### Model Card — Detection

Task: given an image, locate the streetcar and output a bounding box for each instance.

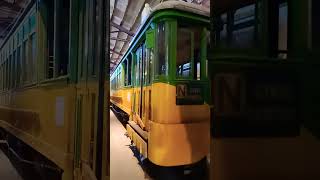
[209,0,320,179]
[0,0,108,179]
[110,1,210,170]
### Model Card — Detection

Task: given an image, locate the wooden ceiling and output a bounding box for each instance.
[110,0,210,72]
[0,0,27,44]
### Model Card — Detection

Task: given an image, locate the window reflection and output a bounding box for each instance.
[176,22,202,79]
[156,22,167,76]
[215,3,258,49]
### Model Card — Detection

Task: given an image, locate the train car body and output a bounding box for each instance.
[0,0,108,180]
[209,0,320,179]
[110,1,210,167]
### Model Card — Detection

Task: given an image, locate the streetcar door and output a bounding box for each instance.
[133,45,146,129]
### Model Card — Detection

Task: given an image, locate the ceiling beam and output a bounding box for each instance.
[110,37,130,42]
[110,61,117,65]
[110,49,124,55]
[0,17,14,22]
[0,21,11,26]
[110,21,134,36]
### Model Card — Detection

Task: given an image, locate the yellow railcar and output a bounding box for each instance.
[110,1,210,169]
[0,0,109,180]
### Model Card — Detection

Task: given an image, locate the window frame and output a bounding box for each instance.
[154,20,170,81]
[212,2,263,56]
[175,20,195,80]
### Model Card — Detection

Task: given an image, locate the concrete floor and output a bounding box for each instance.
[110,110,149,180]
[0,149,22,180]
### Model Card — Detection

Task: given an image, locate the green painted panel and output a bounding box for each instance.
[146,29,155,48]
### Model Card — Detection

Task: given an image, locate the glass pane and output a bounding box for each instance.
[156,22,167,76]
[31,33,37,81]
[231,4,256,48]
[144,48,148,85]
[217,13,228,48]
[278,2,288,59]
[17,47,21,85]
[177,22,203,79]
[215,3,258,49]
[148,48,153,84]
[23,41,27,82]
[24,22,29,39]
[30,13,36,32]
[313,0,320,49]
[128,55,132,85]
[123,60,127,86]
[177,27,192,78]
[196,62,200,80]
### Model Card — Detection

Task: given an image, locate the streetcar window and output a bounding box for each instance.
[176,22,202,79]
[22,40,27,83]
[13,50,16,87]
[30,13,36,32]
[57,0,70,76]
[215,3,258,49]
[6,61,8,89]
[23,21,29,40]
[123,59,127,86]
[144,47,148,85]
[278,2,288,59]
[31,33,37,82]
[156,22,168,77]
[9,55,12,88]
[177,25,192,78]
[128,54,132,86]
[45,0,54,79]
[147,47,154,84]
[17,46,21,86]
[312,0,320,49]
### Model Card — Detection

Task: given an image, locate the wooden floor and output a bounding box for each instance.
[0,149,22,180]
[110,110,150,180]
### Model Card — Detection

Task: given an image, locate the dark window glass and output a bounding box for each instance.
[136,47,143,86]
[9,55,12,88]
[144,45,148,85]
[176,22,203,79]
[23,41,27,82]
[128,55,132,85]
[46,0,54,79]
[58,0,70,76]
[147,48,154,84]
[177,26,192,78]
[123,60,127,86]
[215,3,258,49]
[156,22,167,76]
[313,0,320,49]
[278,2,288,59]
[30,13,36,32]
[13,51,16,87]
[31,33,37,81]
[17,46,21,86]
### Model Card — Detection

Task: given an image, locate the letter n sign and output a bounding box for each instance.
[213,73,244,115]
[177,84,187,97]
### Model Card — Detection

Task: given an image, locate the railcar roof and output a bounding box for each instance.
[111,1,210,76]
[152,1,210,17]
[129,1,210,47]
[110,0,210,73]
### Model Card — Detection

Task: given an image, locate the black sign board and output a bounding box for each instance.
[211,69,300,138]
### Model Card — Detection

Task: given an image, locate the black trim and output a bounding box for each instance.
[95,0,108,178]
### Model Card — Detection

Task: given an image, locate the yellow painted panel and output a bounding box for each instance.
[152,83,210,124]
[148,120,210,166]
[210,128,320,180]
[0,85,76,180]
